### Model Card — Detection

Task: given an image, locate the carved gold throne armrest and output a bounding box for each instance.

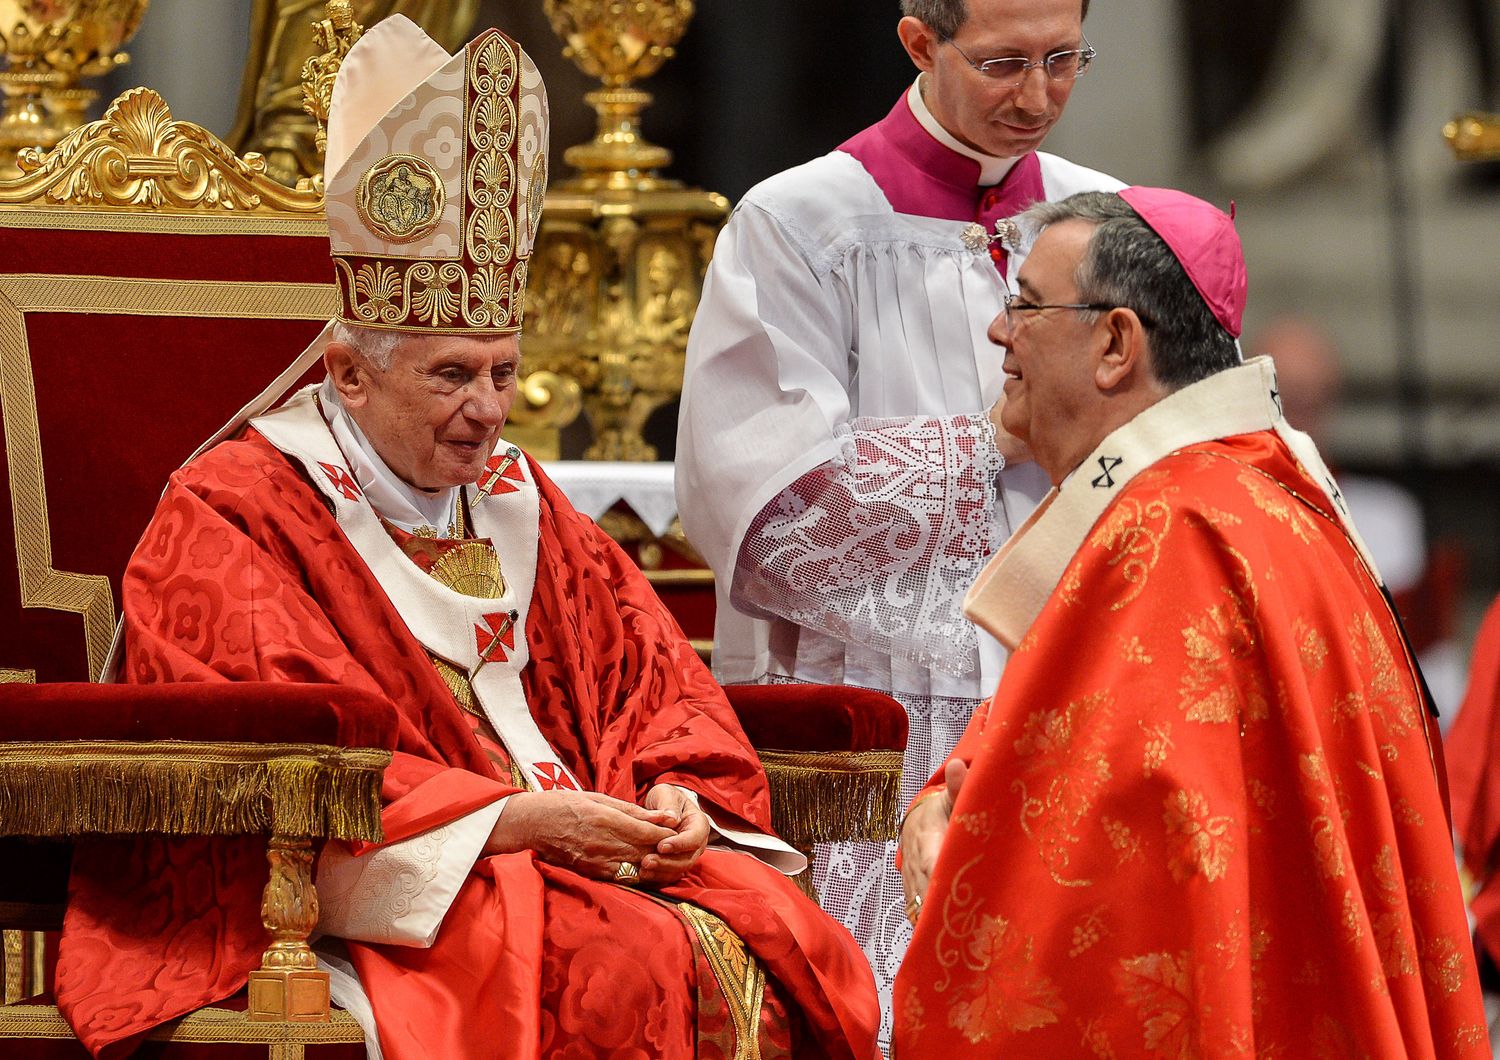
[0,681,395,1050]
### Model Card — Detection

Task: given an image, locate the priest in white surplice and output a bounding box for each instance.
[675,0,1123,1045]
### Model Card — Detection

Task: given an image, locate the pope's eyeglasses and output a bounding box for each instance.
[944,37,1096,89]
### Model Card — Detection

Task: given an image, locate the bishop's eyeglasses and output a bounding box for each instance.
[945,37,1096,89]
[999,291,1156,328]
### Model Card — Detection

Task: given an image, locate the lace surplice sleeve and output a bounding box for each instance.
[730,412,1005,676]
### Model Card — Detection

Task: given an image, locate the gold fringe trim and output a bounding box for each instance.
[0,741,390,843]
[756,749,903,849]
[0,1003,364,1043]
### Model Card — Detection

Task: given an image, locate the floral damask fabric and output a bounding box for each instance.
[894,433,1487,1058]
[733,414,1003,678]
[56,430,880,1060]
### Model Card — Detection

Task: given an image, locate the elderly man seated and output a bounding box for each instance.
[53,18,879,1060]
[894,188,1486,1055]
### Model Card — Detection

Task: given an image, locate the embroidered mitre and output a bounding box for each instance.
[323,16,549,334]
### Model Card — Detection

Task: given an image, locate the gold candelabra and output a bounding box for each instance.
[523,0,728,462]
[1445,112,1500,162]
[0,0,149,180]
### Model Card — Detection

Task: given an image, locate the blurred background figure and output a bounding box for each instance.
[1256,314,1469,724]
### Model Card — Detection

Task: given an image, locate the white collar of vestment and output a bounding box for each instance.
[963,357,1380,649]
[908,76,1020,187]
[250,387,586,795]
[318,377,460,536]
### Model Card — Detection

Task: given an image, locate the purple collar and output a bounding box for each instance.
[839,94,1044,222]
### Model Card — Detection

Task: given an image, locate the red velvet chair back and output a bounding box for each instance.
[0,190,335,683]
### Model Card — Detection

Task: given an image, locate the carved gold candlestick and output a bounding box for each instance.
[0,0,149,180]
[523,0,728,462]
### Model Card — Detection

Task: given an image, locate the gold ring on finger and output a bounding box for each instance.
[614,861,641,885]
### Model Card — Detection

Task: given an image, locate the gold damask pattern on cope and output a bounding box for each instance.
[898,440,1486,1055]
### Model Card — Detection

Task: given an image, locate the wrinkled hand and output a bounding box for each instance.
[899,759,968,925]
[986,398,1033,465]
[640,783,711,886]
[485,789,676,881]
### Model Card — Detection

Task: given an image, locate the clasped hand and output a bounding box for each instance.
[898,759,968,923]
[486,782,709,886]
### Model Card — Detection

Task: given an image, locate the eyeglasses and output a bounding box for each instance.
[1001,291,1116,319]
[999,292,1157,328]
[945,37,1096,88]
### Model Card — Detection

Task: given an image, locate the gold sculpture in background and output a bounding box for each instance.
[524,0,728,461]
[1445,112,1500,161]
[298,0,362,182]
[228,0,478,187]
[0,0,150,180]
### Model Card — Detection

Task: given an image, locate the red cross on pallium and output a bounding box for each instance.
[317,462,362,501]
[474,611,516,663]
[475,448,525,498]
[533,762,578,791]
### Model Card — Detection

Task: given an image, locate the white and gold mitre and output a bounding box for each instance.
[322,16,549,334]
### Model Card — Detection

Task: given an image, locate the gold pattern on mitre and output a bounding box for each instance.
[357,154,446,242]
[324,20,550,335]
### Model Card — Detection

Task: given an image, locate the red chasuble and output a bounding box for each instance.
[1446,594,1500,972]
[55,429,879,1060]
[894,386,1485,1054]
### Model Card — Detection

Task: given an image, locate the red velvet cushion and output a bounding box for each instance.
[0,682,399,749]
[724,684,907,754]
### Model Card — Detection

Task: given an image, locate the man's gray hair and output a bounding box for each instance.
[331,320,403,371]
[900,0,1090,40]
[1014,191,1239,390]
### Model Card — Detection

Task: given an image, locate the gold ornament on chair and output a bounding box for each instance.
[520,0,728,462]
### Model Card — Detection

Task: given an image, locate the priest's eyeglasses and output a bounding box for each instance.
[945,37,1096,88]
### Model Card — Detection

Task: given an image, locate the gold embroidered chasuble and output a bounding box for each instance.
[894,364,1486,1057]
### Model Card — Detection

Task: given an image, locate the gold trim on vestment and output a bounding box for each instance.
[755,749,903,850]
[0,670,34,684]
[0,274,335,679]
[429,540,505,598]
[678,902,767,1060]
[0,741,389,842]
[0,1002,364,1044]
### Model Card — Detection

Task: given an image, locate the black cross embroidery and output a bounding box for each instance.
[1270,388,1282,416]
[1092,455,1123,489]
[1325,476,1346,513]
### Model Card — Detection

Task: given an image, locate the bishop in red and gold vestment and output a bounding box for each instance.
[53,16,879,1060]
[894,188,1487,1056]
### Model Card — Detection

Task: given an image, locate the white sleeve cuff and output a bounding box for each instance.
[315,798,506,947]
[673,785,807,876]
